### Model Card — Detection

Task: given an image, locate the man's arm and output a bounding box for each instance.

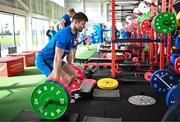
[67,49,74,65]
[59,19,66,28]
[71,32,79,59]
[55,19,66,31]
[67,32,80,64]
[50,47,64,79]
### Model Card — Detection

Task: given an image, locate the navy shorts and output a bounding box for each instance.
[35,53,65,77]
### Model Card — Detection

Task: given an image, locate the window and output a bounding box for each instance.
[32,18,49,50]
[14,15,26,52]
[0,11,49,57]
[0,12,14,57]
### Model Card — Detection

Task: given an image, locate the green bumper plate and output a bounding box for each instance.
[31,81,70,120]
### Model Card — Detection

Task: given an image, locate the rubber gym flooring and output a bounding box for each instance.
[0,67,167,121]
[0,45,177,121]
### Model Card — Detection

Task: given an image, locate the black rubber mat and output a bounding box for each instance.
[83,116,121,122]
[12,110,80,122]
[12,110,38,121]
[93,89,120,98]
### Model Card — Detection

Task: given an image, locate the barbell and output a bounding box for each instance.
[31,65,95,120]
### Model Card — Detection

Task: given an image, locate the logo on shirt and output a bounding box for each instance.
[70,39,77,46]
[73,40,78,46]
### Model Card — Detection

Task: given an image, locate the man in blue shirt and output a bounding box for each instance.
[46,29,56,40]
[56,8,79,65]
[56,8,75,31]
[36,12,88,85]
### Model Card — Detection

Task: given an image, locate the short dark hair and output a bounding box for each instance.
[72,12,88,22]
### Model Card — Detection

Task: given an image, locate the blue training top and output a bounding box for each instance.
[60,13,71,27]
[39,26,78,59]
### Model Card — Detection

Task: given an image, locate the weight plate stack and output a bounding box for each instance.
[137,12,150,26]
[141,19,152,35]
[153,12,176,34]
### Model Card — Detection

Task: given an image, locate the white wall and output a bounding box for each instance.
[65,0,123,33]
[66,0,108,23]
[65,0,110,35]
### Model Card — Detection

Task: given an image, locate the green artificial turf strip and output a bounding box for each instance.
[0,67,46,121]
[76,44,97,59]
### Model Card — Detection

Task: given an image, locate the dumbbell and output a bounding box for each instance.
[132,57,141,71]
[132,57,139,63]
[144,71,153,82]
[174,57,180,74]
[150,69,178,108]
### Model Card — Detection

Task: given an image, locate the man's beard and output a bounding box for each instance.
[76,28,83,32]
